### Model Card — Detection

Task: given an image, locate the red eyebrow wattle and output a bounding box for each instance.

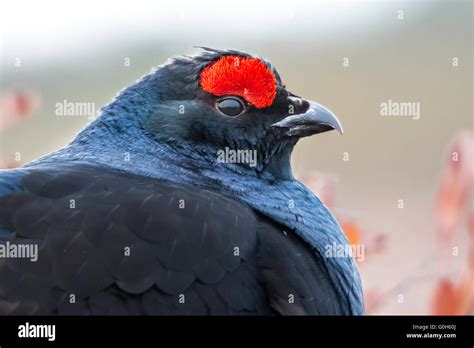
[199,55,277,109]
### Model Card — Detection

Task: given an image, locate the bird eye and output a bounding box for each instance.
[216,97,245,117]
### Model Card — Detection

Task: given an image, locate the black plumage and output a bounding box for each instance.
[0,164,343,315]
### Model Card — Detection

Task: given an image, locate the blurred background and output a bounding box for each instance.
[0,0,472,314]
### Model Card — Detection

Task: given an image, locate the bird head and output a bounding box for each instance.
[76,48,342,180]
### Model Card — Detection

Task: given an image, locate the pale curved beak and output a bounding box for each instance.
[271,101,343,138]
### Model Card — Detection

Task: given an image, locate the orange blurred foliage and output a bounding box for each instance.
[436,131,474,242]
[0,89,40,131]
[341,221,362,246]
[432,273,474,315]
[432,131,474,315]
[0,89,41,169]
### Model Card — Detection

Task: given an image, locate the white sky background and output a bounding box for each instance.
[0,0,408,65]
